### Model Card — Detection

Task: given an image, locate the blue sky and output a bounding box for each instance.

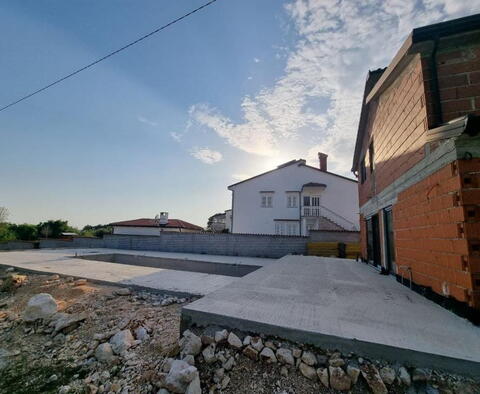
[1,0,479,228]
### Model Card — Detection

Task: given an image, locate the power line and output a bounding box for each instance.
[0,0,219,113]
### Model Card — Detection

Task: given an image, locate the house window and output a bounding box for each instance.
[311,196,320,206]
[303,196,311,206]
[369,141,375,173]
[275,221,299,235]
[287,194,297,208]
[261,193,273,208]
[360,156,367,184]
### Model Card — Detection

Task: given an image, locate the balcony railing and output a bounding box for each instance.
[302,207,321,217]
[302,205,359,231]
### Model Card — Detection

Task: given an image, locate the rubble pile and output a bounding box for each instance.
[0,266,478,394]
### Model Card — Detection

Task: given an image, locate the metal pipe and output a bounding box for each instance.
[397,265,413,289]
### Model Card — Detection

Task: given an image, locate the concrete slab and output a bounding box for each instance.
[182,255,480,375]
[0,249,241,296]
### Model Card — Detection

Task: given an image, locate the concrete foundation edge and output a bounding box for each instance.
[180,307,480,377]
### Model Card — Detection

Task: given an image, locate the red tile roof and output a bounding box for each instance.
[110,218,203,231]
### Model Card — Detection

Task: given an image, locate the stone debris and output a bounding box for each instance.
[361,363,388,394]
[299,362,317,381]
[226,332,242,349]
[109,329,134,354]
[23,293,58,322]
[242,345,258,360]
[380,366,396,385]
[214,329,228,343]
[179,330,202,357]
[113,288,131,296]
[301,350,317,366]
[276,348,294,365]
[73,278,87,286]
[329,366,352,391]
[95,343,115,363]
[399,365,412,386]
[0,268,477,394]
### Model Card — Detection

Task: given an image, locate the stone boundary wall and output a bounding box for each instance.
[101,233,308,258]
[0,241,36,251]
[12,233,314,259]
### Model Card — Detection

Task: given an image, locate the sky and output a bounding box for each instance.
[1,0,479,228]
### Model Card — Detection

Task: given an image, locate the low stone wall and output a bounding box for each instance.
[39,237,105,249]
[0,241,36,251]
[102,233,307,258]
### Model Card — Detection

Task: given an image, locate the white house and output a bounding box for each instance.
[110,212,203,235]
[228,153,359,236]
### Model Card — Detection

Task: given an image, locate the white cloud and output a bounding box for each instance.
[170,131,182,142]
[232,173,252,181]
[188,1,479,175]
[138,116,158,127]
[190,147,223,164]
[253,57,261,63]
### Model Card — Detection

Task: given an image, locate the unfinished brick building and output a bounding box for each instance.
[351,14,480,316]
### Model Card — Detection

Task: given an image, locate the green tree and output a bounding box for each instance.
[37,220,70,239]
[9,224,38,241]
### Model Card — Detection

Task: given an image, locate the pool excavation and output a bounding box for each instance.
[77,253,262,277]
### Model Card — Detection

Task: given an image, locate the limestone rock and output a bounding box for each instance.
[213,368,224,383]
[398,367,411,386]
[380,366,396,385]
[276,348,294,365]
[214,329,228,343]
[361,364,388,394]
[201,334,214,345]
[259,347,277,363]
[95,343,115,363]
[113,288,131,296]
[180,330,202,357]
[299,362,317,381]
[250,337,264,352]
[221,375,230,390]
[347,364,360,384]
[109,329,134,354]
[227,332,243,349]
[134,326,149,342]
[292,348,302,358]
[202,343,216,364]
[74,279,87,286]
[329,356,345,367]
[317,367,329,388]
[53,312,87,334]
[329,366,352,391]
[412,368,430,382]
[183,355,195,366]
[223,356,235,370]
[23,293,57,322]
[280,366,288,377]
[242,345,258,360]
[185,373,201,394]
[242,335,251,346]
[301,351,317,366]
[165,360,198,393]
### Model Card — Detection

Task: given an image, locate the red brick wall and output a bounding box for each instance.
[358,55,428,207]
[434,33,480,123]
[394,160,479,308]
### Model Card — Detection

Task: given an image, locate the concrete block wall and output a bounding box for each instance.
[394,160,478,308]
[103,233,308,258]
[0,241,35,251]
[39,237,105,249]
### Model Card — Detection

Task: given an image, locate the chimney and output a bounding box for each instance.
[318,152,328,172]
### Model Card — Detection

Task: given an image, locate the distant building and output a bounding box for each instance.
[351,15,480,310]
[207,212,230,232]
[111,212,203,235]
[228,153,359,235]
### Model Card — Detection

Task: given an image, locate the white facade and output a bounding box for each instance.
[229,159,359,235]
